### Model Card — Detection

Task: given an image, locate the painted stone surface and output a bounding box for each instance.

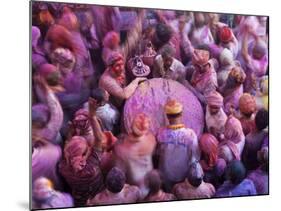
[123,78,204,137]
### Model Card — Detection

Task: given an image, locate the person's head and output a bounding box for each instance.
[224,116,243,140]
[50,47,76,75]
[194,12,206,28]
[32,26,41,48]
[154,23,173,46]
[146,170,162,194]
[219,26,233,44]
[199,133,219,168]
[46,24,78,55]
[192,48,211,73]
[206,91,224,114]
[33,177,54,200]
[79,11,93,33]
[32,104,50,129]
[73,109,90,130]
[106,167,126,193]
[103,31,120,49]
[90,88,109,106]
[253,39,267,60]
[64,136,90,173]
[132,113,150,137]
[226,160,246,185]
[239,93,257,117]
[255,109,269,131]
[107,52,125,77]
[225,66,246,88]
[159,44,175,70]
[164,99,183,124]
[187,161,204,187]
[38,63,62,86]
[219,48,234,67]
[58,6,79,31]
[178,14,187,31]
[38,8,55,27]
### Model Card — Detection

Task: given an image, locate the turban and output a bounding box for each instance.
[164,99,183,115]
[106,52,124,66]
[75,108,89,118]
[102,31,120,47]
[199,133,219,168]
[192,49,210,65]
[206,91,224,107]
[219,48,234,66]
[229,66,246,84]
[219,26,232,43]
[224,116,243,142]
[239,93,257,115]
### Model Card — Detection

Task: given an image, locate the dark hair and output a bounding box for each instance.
[156,23,172,44]
[106,167,126,193]
[196,44,210,52]
[147,170,162,194]
[166,112,182,119]
[226,160,246,185]
[187,162,204,187]
[90,88,106,104]
[255,109,269,131]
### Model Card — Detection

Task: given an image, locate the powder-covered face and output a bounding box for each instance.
[194,13,205,27]
[109,35,120,49]
[33,179,53,200]
[74,114,89,130]
[132,114,150,137]
[70,143,89,172]
[111,59,125,76]
[163,56,173,70]
[209,105,220,115]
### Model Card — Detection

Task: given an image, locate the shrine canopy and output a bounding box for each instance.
[123,78,204,137]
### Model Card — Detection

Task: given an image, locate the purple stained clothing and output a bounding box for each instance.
[156,127,200,191]
[215,179,257,197]
[242,131,268,170]
[32,142,62,189]
[247,168,268,194]
[33,191,74,209]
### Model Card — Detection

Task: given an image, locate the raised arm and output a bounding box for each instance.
[121,9,146,60]
[34,76,63,143]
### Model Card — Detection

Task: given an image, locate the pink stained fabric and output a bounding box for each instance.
[219,116,245,161]
[191,67,218,95]
[206,91,224,107]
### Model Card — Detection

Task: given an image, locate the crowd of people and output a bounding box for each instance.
[31,1,269,209]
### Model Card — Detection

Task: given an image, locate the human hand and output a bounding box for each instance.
[88,97,98,116]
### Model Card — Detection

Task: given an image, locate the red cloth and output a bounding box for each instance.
[220,26,232,43]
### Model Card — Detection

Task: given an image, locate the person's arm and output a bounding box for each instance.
[101,76,146,100]
[88,98,106,150]
[122,9,145,61]
[34,76,63,142]
[242,31,251,64]
[180,30,194,58]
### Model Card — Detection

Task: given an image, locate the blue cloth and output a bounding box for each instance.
[215,179,257,197]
